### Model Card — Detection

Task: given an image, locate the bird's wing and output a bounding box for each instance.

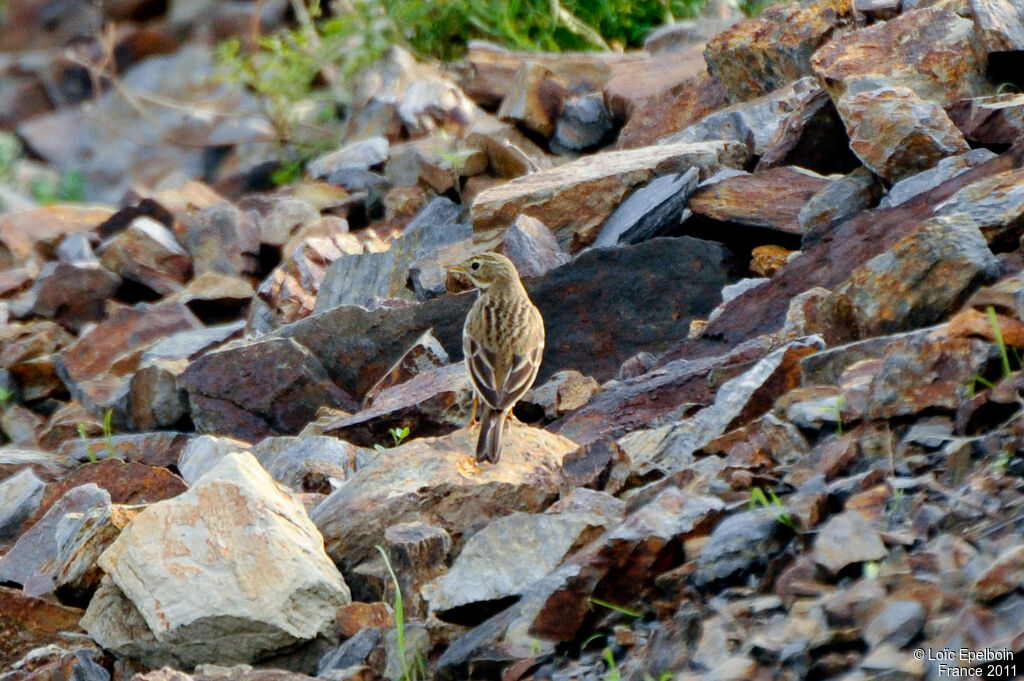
[465,336,501,409]
[496,342,543,411]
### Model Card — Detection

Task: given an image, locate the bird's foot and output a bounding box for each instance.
[456,453,483,477]
[468,395,479,426]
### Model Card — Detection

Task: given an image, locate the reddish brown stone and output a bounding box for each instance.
[551,337,773,447]
[671,142,1024,359]
[471,141,745,252]
[688,167,830,234]
[810,6,991,107]
[0,585,84,668]
[55,431,191,469]
[750,245,793,277]
[27,459,186,529]
[615,72,729,150]
[603,44,708,123]
[948,94,1024,145]
[0,205,114,266]
[704,0,855,102]
[336,601,394,638]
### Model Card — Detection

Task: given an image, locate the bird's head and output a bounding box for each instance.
[448,252,520,291]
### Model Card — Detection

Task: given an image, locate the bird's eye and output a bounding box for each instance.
[471,262,480,270]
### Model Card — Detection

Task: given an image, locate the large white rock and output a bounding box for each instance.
[81,451,349,667]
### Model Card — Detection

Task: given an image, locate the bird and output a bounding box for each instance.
[449,252,545,463]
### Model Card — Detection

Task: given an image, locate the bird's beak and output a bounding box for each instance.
[446,264,467,274]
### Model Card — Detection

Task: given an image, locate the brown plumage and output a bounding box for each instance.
[451,252,545,463]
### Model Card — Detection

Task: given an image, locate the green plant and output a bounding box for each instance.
[832,394,845,437]
[862,560,880,580]
[375,545,427,681]
[884,487,905,520]
[0,131,20,181]
[589,597,642,619]
[102,408,116,459]
[77,422,96,463]
[749,487,796,530]
[30,169,85,204]
[643,673,673,681]
[987,306,1014,377]
[0,387,12,407]
[603,646,621,681]
[375,426,411,452]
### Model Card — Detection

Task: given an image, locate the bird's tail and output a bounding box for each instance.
[476,408,505,463]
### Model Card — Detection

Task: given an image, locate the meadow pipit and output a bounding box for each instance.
[450,252,545,463]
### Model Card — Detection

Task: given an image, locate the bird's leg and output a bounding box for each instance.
[469,395,479,426]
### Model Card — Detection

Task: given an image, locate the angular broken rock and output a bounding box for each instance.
[251,435,374,494]
[969,0,1024,54]
[552,92,613,151]
[693,510,791,588]
[810,5,991,107]
[947,93,1024,145]
[286,236,735,396]
[813,510,887,574]
[0,585,85,669]
[176,201,260,279]
[22,261,121,332]
[363,330,450,406]
[58,301,203,420]
[435,487,723,675]
[798,167,881,232]
[703,0,854,102]
[879,148,997,210]
[837,86,970,182]
[590,170,698,248]
[316,363,472,447]
[98,216,192,295]
[81,452,350,668]
[315,197,471,311]
[0,468,45,540]
[819,213,999,344]
[618,337,823,476]
[687,166,830,235]
[615,71,728,150]
[661,76,823,159]
[311,424,578,572]
[423,509,613,618]
[179,336,357,442]
[0,483,111,596]
[471,140,746,251]
[934,166,1024,249]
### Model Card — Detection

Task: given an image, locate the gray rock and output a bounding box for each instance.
[618,336,824,475]
[0,484,111,596]
[590,170,698,248]
[880,148,997,208]
[814,510,887,574]
[291,236,735,397]
[661,77,823,157]
[56,233,99,264]
[179,336,358,442]
[260,198,321,247]
[970,0,1024,53]
[22,261,121,331]
[820,213,999,343]
[423,510,612,614]
[178,201,260,278]
[935,166,1024,248]
[0,468,45,540]
[799,167,882,232]
[308,137,390,188]
[81,452,350,668]
[863,599,926,649]
[251,435,374,493]
[311,425,578,572]
[693,510,790,588]
[315,197,470,311]
[499,215,569,277]
[553,93,613,151]
[318,628,385,676]
[177,434,253,484]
